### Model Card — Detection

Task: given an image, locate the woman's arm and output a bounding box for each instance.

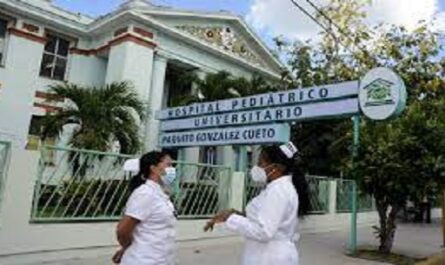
[112,216,140,263]
[204,208,245,232]
[117,188,152,247]
[116,216,140,248]
[224,188,291,242]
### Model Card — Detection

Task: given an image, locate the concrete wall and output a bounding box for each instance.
[68,55,107,87]
[0,33,45,147]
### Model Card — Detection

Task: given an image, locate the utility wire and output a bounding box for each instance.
[304,0,371,59]
[289,0,370,71]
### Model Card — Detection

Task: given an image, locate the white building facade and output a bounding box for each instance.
[0,0,283,160]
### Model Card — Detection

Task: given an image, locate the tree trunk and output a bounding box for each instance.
[376,199,388,250]
[376,199,399,253]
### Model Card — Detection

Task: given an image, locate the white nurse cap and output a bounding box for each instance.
[123,158,140,172]
[279,142,299,158]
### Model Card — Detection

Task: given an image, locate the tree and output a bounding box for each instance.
[277,0,445,253]
[41,81,146,154]
[353,96,445,252]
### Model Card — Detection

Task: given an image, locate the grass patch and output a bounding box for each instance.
[351,249,425,265]
[416,251,445,265]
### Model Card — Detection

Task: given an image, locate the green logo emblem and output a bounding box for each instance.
[363,78,395,107]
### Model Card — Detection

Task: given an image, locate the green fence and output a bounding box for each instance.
[0,141,11,212]
[173,162,231,219]
[30,145,373,222]
[30,146,231,222]
[307,176,330,214]
[244,175,330,214]
[244,176,374,215]
[336,179,374,213]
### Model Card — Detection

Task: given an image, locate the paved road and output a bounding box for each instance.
[16,221,444,265]
[30,231,384,265]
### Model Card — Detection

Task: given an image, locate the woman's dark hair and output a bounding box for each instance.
[261,145,310,217]
[129,151,168,191]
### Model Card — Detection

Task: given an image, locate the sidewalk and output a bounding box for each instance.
[23,221,444,265]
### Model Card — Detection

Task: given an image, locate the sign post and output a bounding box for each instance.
[442,190,445,246]
[349,115,360,253]
[441,190,445,247]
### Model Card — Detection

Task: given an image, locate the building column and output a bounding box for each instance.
[105,41,155,99]
[104,40,155,153]
[181,70,206,163]
[144,55,167,151]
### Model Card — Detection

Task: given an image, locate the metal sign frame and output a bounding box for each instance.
[155,68,407,253]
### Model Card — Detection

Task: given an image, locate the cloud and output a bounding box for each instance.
[246,0,445,41]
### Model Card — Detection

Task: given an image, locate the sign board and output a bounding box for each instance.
[359,67,406,120]
[159,123,290,147]
[157,81,359,120]
[156,67,407,148]
[160,98,359,131]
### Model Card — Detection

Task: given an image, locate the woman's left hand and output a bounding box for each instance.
[112,248,125,264]
[204,209,235,232]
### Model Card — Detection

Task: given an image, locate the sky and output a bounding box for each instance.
[54,0,445,48]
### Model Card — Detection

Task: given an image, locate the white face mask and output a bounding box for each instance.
[161,167,177,186]
[250,165,273,183]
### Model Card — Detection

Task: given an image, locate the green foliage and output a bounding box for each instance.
[277,0,445,252]
[40,81,145,154]
[168,70,283,106]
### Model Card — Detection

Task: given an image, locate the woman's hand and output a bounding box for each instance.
[204,209,236,232]
[112,248,125,264]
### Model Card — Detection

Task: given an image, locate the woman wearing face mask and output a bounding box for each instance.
[113,151,177,265]
[204,142,309,265]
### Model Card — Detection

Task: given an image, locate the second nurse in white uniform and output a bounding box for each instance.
[113,151,177,265]
[205,142,310,265]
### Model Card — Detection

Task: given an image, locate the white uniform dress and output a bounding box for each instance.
[224,175,299,265]
[121,180,176,265]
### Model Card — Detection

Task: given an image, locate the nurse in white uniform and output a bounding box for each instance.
[113,151,177,265]
[205,142,310,265]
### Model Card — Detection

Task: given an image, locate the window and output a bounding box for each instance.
[26,115,56,164]
[26,115,43,150]
[200,146,217,165]
[28,115,43,136]
[40,34,70,80]
[0,18,8,64]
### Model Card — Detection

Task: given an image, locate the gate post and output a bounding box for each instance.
[328,179,337,214]
[229,172,246,211]
[234,146,247,172]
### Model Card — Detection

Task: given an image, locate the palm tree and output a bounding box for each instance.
[40,81,145,155]
[169,71,281,106]
[233,74,279,96]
